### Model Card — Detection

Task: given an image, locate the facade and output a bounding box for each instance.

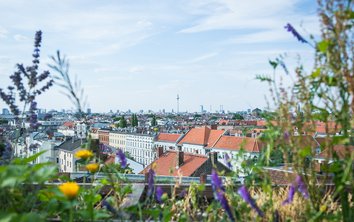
[211,135,262,176]
[109,131,128,152]
[90,128,99,140]
[57,138,86,173]
[58,122,75,137]
[154,133,182,152]
[125,133,156,166]
[98,129,110,145]
[177,126,225,155]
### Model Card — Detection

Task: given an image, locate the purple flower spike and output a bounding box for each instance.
[296,175,309,199]
[283,175,309,205]
[217,192,235,222]
[117,149,127,169]
[282,184,296,205]
[238,185,264,217]
[147,168,155,197]
[224,153,232,169]
[179,189,187,198]
[211,169,225,193]
[284,23,308,44]
[156,186,163,203]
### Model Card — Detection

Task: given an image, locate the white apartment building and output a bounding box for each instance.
[57,138,86,173]
[109,131,128,152]
[125,133,156,166]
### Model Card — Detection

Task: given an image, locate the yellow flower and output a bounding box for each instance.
[320,205,327,212]
[59,182,79,199]
[86,163,99,173]
[75,149,94,160]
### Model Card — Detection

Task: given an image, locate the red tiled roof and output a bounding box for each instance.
[140,151,208,176]
[63,121,75,128]
[177,126,224,147]
[314,121,341,134]
[157,133,181,143]
[317,145,354,160]
[218,119,229,125]
[212,136,262,152]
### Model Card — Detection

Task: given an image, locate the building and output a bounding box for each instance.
[211,135,263,175]
[58,121,75,137]
[140,148,230,176]
[155,133,182,152]
[98,129,110,145]
[177,126,225,155]
[109,131,128,153]
[57,138,86,173]
[125,133,156,166]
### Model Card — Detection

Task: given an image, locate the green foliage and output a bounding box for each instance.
[131,114,138,127]
[232,113,244,120]
[150,115,157,127]
[119,115,127,128]
[0,118,8,124]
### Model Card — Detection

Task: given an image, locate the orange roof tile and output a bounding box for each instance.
[140,151,208,176]
[317,145,354,160]
[157,133,181,143]
[177,126,224,147]
[63,121,75,128]
[212,136,262,152]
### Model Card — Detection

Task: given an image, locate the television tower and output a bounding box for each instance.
[176,94,180,113]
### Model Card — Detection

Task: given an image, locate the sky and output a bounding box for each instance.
[0,0,319,113]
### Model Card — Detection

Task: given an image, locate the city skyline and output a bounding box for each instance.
[0,0,318,112]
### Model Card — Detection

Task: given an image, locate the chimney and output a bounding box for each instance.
[176,151,184,168]
[157,146,164,158]
[208,152,218,166]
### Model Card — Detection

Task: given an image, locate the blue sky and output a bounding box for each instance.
[0,0,319,113]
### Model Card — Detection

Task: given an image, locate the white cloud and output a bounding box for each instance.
[13,34,28,41]
[0,27,8,38]
[188,52,219,63]
[179,0,299,33]
[129,66,144,73]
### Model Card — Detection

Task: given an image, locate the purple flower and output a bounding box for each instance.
[296,175,309,199]
[34,30,42,47]
[179,189,187,198]
[217,192,235,222]
[224,153,232,169]
[211,169,225,193]
[284,23,308,44]
[283,131,290,141]
[117,149,127,169]
[156,186,163,203]
[238,185,264,217]
[282,175,309,205]
[282,184,296,205]
[147,168,155,197]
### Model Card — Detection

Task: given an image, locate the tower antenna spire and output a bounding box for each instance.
[176,94,180,113]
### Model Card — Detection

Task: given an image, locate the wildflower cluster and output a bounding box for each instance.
[0,30,53,129]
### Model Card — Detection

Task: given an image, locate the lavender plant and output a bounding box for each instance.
[0,31,53,128]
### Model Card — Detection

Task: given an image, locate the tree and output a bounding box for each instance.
[119,115,127,128]
[151,115,157,127]
[131,114,138,127]
[233,113,244,120]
